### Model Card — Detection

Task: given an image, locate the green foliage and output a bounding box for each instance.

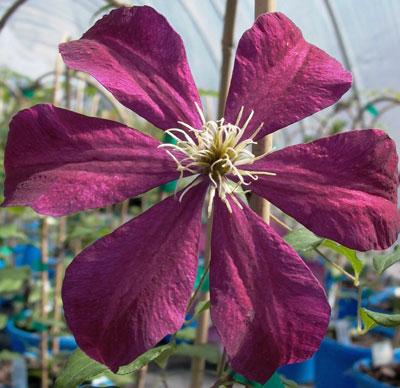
[329,119,347,134]
[175,327,196,341]
[373,246,400,275]
[56,344,177,387]
[360,308,378,333]
[175,344,219,364]
[194,300,210,318]
[117,343,176,374]
[0,350,22,361]
[283,228,323,252]
[55,349,106,388]
[0,313,7,330]
[198,88,219,97]
[0,224,27,241]
[153,343,177,369]
[361,308,400,329]
[0,266,30,294]
[321,240,364,282]
[284,228,364,284]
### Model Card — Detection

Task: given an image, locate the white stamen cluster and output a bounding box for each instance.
[159,104,276,215]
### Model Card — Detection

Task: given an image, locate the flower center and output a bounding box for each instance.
[159,104,276,214]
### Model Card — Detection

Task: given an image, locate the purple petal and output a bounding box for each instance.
[62,183,207,371]
[210,198,330,383]
[60,6,201,131]
[247,129,400,250]
[3,104,179,216]
[224,12,352,139]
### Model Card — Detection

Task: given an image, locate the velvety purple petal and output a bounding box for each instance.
[224,12,352,139]
[62,184,207,371]
[3,104,179,216]
[60,6,201,131]
[247,129,400,250]
[210,198,330,383]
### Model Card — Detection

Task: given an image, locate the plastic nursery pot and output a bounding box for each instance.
[315,328,394,388]
[5,320,76,353]
[278,354,316,385]
[352,349,400,388]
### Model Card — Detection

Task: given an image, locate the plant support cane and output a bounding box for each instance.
[250,0,276,223]
[40,217,49,388]
[51,49,69,356]
[190,207,213,388]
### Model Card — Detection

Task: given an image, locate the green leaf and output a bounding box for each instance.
[54,344,178,387]
[198,88,219,97]
[283,229,323,252]
[55,349,107,388]
[0,350,22,361]
[322,240,364,281]
[175,344,220,364]
[362,308,400,328]
[194,300,210,318]
[0,224,27,241]
[175,327,196,341]
[118,344,176,374]
[176,344,219,364]
[373,246,400,275]
[0,313,7,330]
[0,267,30,294]
[153,343,177,369]
[360,308,377,333]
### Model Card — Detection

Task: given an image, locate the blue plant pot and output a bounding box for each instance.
[5,320,76,353]
[352,349,400,388]
[315,337,370,388]
[315,328,394,388]
[278,354,315,384]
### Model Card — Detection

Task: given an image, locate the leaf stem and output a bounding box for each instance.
[216,348,227,378]
[357,285,363,334]
[315,247,356,283]
[271,214,357,283]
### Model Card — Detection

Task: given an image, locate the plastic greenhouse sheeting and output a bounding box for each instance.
[1,0,400,145]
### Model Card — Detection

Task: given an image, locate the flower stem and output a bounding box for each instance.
[190,207,213,388]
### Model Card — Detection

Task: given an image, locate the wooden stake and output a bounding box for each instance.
[120,200,129,225]
[51,217,66,354]
[40,217,49,388]
[250,0,276,224]
[50,51,69,354]
[218,0,238,118]
[190,213,213,388]
[135,365,148,388]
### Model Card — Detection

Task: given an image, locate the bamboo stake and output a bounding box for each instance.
[51,217,66,354]
[40,217,49,388]
[190,212,213,388]
[49,49,68,359]
[209,1,240,380]
[135,364,148,388]
[250,0,276,224]
[120,200,129,225]
[218,0,238,118]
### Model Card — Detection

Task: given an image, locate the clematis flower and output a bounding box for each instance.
[3,6,399,383]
